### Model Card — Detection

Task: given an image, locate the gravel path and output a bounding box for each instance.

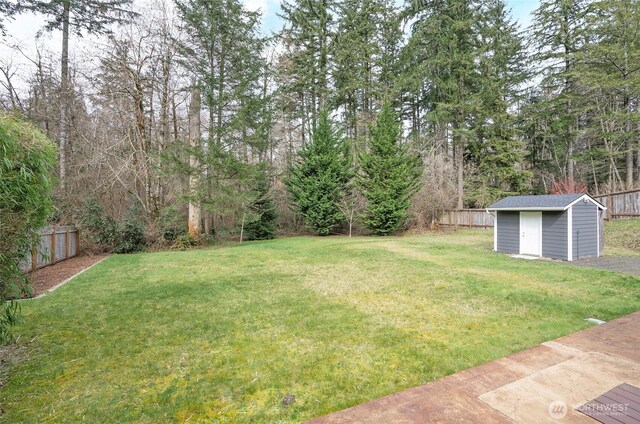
[572,256,640,276]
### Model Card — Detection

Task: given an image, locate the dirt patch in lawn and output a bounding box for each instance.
[27,254,108,297]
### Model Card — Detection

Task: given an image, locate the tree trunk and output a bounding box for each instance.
[562,4,575,184]
[239,209,245,243]
[300,92,307,144]
[627,141,634,189]
[566,106,575,182]
[456,145,464,210]
[216,51,225,147]
[567,136,574,182]
[318,0,328,111]
[625,92,633,189]
[637,136,640,189]
[58,0,71,191]
[188,85,202,238]
[158,49,172,211]
[133,76,150,215]
[637,118,640,188]
[453,121,464,209]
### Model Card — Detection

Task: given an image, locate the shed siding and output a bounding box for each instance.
[599,209,604,255]
[572,201,598,259]
[541,211,568,261]
[496,211,519,253]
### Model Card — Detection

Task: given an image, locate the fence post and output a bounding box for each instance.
[468,210,472,228]
[50,227,56,265]
[31,245,37,272]
[65,228,70,260]
[76,229,80,258]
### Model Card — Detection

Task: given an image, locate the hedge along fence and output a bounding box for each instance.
[19,226,79,272]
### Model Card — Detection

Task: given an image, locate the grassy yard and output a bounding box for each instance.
[605,218,640,255]
[2,231,640,423]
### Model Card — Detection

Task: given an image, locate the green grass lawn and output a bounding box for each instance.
[2,231,640,423]
[605,218,640,255]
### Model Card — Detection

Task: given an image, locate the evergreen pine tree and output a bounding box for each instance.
[359,100,421,235]
[400,0,480,209]
[468,0,531,206]
[0,1,17,34]
[244,172,278,241]
[333,0,402,139]
[531,0,590,182]
[286,110,352,235]
[279,0,334,135]
[575,0,640,190]
[175,0,267,234]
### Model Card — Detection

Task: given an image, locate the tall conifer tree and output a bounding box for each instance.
[531,0,589,182]
[468,0,531,206]
[576,0,640,189]
[279,0,334,137]
[286,110,351,235]
[333,0,402,139]
[401,0,480,209]
[176,0,267,234]
[359,100,421,235]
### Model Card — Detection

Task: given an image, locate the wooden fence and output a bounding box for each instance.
[20,226,79,272]
[437,209,494,228]
[593,189,640,220]
[437,188,640,228]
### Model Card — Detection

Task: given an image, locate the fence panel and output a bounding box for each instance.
[19,226,79,272]
[36,232,52,268]
[594,189,640,220]
[437,209,494,228]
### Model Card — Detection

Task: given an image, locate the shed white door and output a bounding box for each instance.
[519,212,542,256]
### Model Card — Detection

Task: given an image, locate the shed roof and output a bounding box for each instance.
[487,193,605,211]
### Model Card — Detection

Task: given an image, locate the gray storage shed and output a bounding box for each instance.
[486,193,606,261]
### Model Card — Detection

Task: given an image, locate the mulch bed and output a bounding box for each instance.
[26,254,109,297]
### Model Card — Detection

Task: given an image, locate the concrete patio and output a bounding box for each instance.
[308,311,640,423]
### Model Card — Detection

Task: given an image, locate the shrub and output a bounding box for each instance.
[171,234,197,250]
[113,202,147,254]
[550,178,588,194]
[408,152,457,229]
[0,113,57,343]
[79,198,118,251]
[244,173,277,241]
[157,205,187,243]
[112,220,147,254]
[79,198,147,254]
